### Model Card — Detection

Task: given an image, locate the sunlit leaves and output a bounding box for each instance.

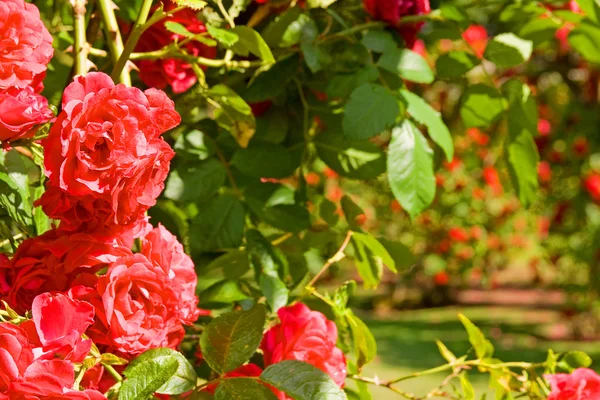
[377,49,434,83]
[484,33,533,68]
[460,84,507,128]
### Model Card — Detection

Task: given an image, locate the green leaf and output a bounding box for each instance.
[483,33,533,68]
[261,7,304,47]
[190,195,245,253]
[377,49,434,83]
[320,199,339,226]
[361,30,397,53]
[280,13,318,47]
[378,239,416,271]
[341,195,365,232]
[200,305,267,374]
[387,120,436,218]
[120,348,197,399]
[558,351,592,371]
[202,280,251,304]
[172,0,206,10]
[254,107,289,144]
[346,311,377,368]
[315,133,386,179]
[302,42,332,73]
[164,159,226,202]
[165,21,195,38]
[519,18,561,47]
[206,250,251,280]
[460,373,475,400]
[352,232,396,273]
[0,150,34,232]
[435,51,480,80]
[325,65,380,98]
[101,353,129,366]
[460,84,507,128]
[306,0,337,8]
[207,24,239,47]
[232,144,297,178]
[33,185,50,235]
[246,197,310,233]
[342,83,399,140]
[458,314,494,360]
[260,360,347,400]
[244,55,300,102]
[575,0,600,23]
[208,84,256,148]
[231,26,275,63]
[399,90,453,162]
[568,19,600,64]
[440,3,468,21]
[436,340,457,363]
[259,273,289,312]
[215,378,278,400]
[504,80,539,207]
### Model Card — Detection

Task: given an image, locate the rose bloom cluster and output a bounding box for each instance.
[0,0,54,144]
[362,0,431,48]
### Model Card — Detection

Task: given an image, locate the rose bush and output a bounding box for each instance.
[0,0,599,398]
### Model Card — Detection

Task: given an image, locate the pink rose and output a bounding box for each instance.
[94,254,184,355]
[0,229,130,313]
[0,0,53,90]
[261,303,347,399]
[141,224,203,324]
[545,368,600,400]
[31,292,95,362]
[0,323,34,392]
[0,86,53,143]
[37,72,180,236]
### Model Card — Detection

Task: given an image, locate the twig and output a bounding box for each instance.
[0,233,24,249]
[73,0,89,76]
[97,0,130,85]
[103,364,123,382]
[306,231,353,288]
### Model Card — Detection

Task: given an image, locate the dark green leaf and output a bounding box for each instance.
[320,198,339,226]
[261,7,304,47]
[254,108,289,144]
[346,311,377,368]
[302,42,332,73]
[232,144,297,178]
[377,49,434,83]
[206,250,251,280]
[165,159,226,202]
[460,84,507,128]
[244,55,300,102]
[325,65,379,98]
[399,90,453,162]
[259,273,289,312]
[246,197,310,233]
[190,195,245,253]
[342,83,399,140]
[483,33,533,68]
[209,84,256,148]
[387,120,436,218]
[361,31,397,53]
[352,232,396,273]
[435,51,480,80]
[281,14,318,47]
[261,360,347,400]
[200,305,267,374]
[341,196,365,232]
[231,26,275,63]
[315,133,386,179]
[201,280,251,304]
[215,378,278,400]
[568,19,600,64]
[378,239,416,271]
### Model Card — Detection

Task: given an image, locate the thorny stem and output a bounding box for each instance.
[111,0,154,81]
[306,231,354,289]
[97,0,130,85]
[0,233,24,249]
[73,0,88,76]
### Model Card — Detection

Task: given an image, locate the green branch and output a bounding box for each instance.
[97,0,130,85]
[72,0,88,76]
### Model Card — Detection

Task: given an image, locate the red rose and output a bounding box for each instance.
[0,0,53,90]
[545,368,600,400]
[448,227,470,242]
[482,166,503,196]
[0,86,53,143]
[0,323,34,392]
[135,3,217,93]
[584,174,600,202]
[8,359,106,400]
[37,72,180,236]
[261,303,346,399]
[141,224,204,324]
[461,25,488,58]
[31,292,95,363]
[94,254,184,355]
[362,0,430,47]
[0,229,130,313]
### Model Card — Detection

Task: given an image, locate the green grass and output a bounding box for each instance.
[355,306,600,399]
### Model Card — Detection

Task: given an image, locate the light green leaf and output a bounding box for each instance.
[202,280,251,304]
[165,21,195,38]
[164,159,226,202]
[460,84,507,128]
[231,26,275,63]
[259,273,289,312]
[281,13,318,47]
[261,7,304,47]
[558,351,593,371]
[400,90,453,162]
[346,310,377,368]
[342,83,399,140]
[261,360,347,400]
[575,0,600,23]
[200,305,267,374]
[460,373,475,400]
[568,18,600,64]
[215,378,278,400]
[483,33,533,68]
[207,24,239,47]
[435,51,480,80]
[172,0,206,10]
[458,314,494,360]
[306,0,337,8]
[377,49,434,83]
[208,84,256,148]
[190,195,245,253]
[387,120,436,218]
[436,340,457,363]
[352,232,396,273]
[315,132,386,179]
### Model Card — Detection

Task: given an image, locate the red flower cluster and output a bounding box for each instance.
[462,25,488,58]
[362,0,431,48]
[545,368,600,400]
[135,2,217,93]
[0,0,53,143]
[0,292,105,399]
[584,173,600,202]
[37,72,179,239]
